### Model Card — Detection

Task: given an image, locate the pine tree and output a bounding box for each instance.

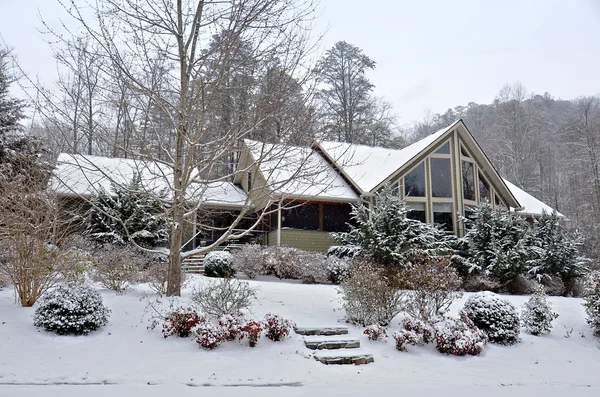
[331,186,452,268]
[522,285,558,335]
[86,174,168,247]
[528,210,589,293]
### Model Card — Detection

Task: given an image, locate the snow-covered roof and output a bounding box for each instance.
[245,140,358,202]
[52,153,249,208]
[503,179,563,217]
[317,121,458,192]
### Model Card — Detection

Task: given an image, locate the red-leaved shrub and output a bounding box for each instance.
[162,309,201,338]
[218,313,243,341]
[241,320,263,347]
[364,324,387,341]
[263,313,294,341]
[195,319,226,350]
[432,312,487,356]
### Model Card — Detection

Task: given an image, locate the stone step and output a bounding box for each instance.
[304,337,360,350]
[294,326,349,336]
[313,351,374,365]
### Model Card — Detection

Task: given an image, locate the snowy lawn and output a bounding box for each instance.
[1,275,599,396]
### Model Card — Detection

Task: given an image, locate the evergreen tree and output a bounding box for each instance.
[522,285,558,336]
[460,202,534,285]
[528,210,589,294]
[86,174,168,247]
[331,186,452,268]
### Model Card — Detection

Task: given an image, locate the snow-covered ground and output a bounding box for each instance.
[1,275,599,397]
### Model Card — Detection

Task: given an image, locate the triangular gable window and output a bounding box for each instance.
[435,142,450,155]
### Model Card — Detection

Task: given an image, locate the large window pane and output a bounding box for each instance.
[323,204,352,232]
[462,161,475,201]
[433,202,453,232]
[435,142,450,154]
[431,158,452,198]
[479,174,490,201]
[406,201,426,223]
[282,203,319,230]
[404,162,425,197]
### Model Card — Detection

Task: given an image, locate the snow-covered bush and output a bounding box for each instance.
[326,245,362,260]
[393,318,434,351]
[33,282,110,335]
[203,251,235,278]
[461,275,501,293]
[326,256,351,285]
[432,313,487,356]
[162,308,201,338]
[240,320,263,347]
[393,329,424,351]
[583,272,600,337]
[403,255,462,321]
[338,261,406,326]
[191,278,257,319]
[92,244,146,293]
[232,244,266,279]
[364,324,387,341]
[218,313,244,341]
[263,246,328,283]
[263,313,294,341]
[522,285,558,336]
[463,292,520,345]
[195,319,226,350]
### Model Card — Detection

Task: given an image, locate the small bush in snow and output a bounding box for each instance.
[338,261,406,326]
[326,256,351,285]
[232,244,266,279]
[393,318,434,351]
[263,246,328,283]
[393,329,424,351]
[432,312,487,356]
[263,313,294,341]
[162,308,201,338]
[522,285,558,336]
[403,255,462,322]
[218,313,244,341]
[463,292,520,345]
[461,275,502,293]
[195,319,226,350]
[33,282,110,335]
[583,272,600,337]
[191,278,257,319]
[92,244,146,293]
[203,251,235,278]
[364,324,387,341]
[240,320,263,347]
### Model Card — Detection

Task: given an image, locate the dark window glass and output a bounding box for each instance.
[479,174,490,201]
[404,163,425,197]
[435,142,450,154]
[430,158,452,198]
[406,201,426,223]
[282,203,319,230]
[433,203,453,232]
[391,182,399,196]
[462,161,475,201]
[247,172,252,191]
[323,204,352,232]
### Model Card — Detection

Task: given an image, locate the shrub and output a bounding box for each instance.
[203,251,235,278]
[92,244,146,293]
[504,275,537,295]
[141,260,187,296]
[33,282,110,335]
[583,272,600,337]
[162,308,201,338]
[263,313,294,341]
[522,285,558,336]
[195,319,226,350]
[191,278,257,319]
[327,245,362,260]
[232,244,265,279]
[338,261,406,326]
[432,313,487,356]
[393,329,424,351]
[218,313,244,341]
[461,275,501,293]
[326,257,351,285]
[364,324,387,341]
[403,255,462,322]
[463,292,520,345]
[240,320,263,347]
[401,317,434,344]
[263,246,328,283]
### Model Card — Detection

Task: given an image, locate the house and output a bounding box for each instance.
[51,119,561,253]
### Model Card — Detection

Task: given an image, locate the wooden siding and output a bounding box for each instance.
[267,229,335,253]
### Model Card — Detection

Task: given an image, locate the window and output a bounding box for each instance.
[391,182,399,196]
[430,158,452,198]
[404,162,425,197]
[282,203,319,230]
[462,161,475,201]
[247,171,252,191]
[323,204,352,232]
[406,201,426,223]
[435,142,450,154]
[479,174,490,201]
[433,202,453,232]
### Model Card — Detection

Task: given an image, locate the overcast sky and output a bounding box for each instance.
[2,0,600,124]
